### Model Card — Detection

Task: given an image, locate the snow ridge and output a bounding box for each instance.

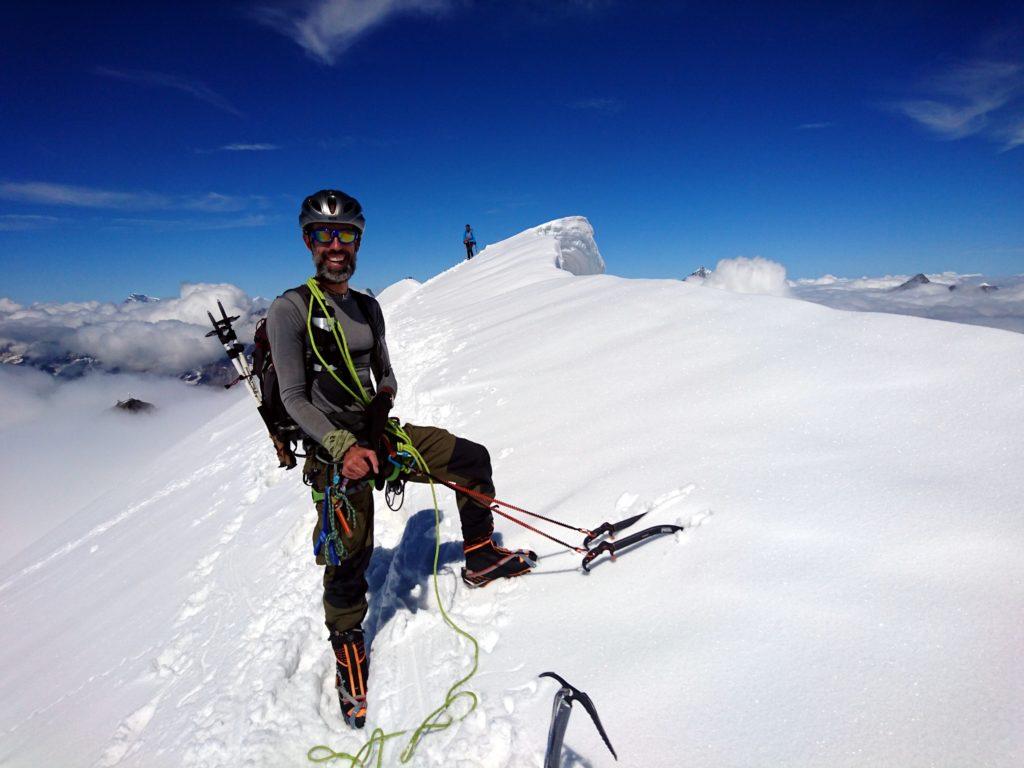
[2,217,1023,767]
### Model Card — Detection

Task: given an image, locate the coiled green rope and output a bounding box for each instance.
[303,280,481,765]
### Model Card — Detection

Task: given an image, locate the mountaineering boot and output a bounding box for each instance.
[461,537,538,588]
[331,628,369,728]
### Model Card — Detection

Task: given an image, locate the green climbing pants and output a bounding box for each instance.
[303,423,496,641]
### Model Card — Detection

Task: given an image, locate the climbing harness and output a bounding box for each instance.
[382,446,414,511]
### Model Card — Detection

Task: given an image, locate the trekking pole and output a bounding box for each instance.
[206,300,260,403]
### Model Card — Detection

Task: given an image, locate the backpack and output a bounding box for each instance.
[252,316,303,468]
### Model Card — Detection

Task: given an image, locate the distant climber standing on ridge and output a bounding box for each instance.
[463,224,476,260]
[266,189,536,730]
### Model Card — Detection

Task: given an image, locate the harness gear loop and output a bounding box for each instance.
[313,466,369,566]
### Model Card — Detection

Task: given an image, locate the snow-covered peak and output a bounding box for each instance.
[376,277,422,307]
[516,215,606,276]
[124,292,160,304]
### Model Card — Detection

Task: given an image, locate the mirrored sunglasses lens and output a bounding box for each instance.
[312,228,357,244]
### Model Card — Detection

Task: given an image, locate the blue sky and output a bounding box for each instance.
[2,0,1023,303]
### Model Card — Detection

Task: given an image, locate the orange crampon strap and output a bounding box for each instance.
[335,640,368,719]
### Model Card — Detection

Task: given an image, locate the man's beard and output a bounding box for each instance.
[314,250,357,283]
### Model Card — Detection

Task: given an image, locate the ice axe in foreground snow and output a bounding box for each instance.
[541,672,617,767]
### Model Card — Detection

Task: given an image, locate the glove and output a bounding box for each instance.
[364,390,394,450]
[321,428,357,463]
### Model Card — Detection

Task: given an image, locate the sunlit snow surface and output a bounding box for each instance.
[2,217,1023,767]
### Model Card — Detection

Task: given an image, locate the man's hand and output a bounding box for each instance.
[342,445,379,480]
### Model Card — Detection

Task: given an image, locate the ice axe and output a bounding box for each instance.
[540,672,617,767]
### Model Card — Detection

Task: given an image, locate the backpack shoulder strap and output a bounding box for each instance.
[282,283,313,316]
[352,290,385,348]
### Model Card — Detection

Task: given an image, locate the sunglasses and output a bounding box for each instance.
[308,227,360,245]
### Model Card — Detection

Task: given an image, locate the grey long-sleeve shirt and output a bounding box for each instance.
[266,287,397,446]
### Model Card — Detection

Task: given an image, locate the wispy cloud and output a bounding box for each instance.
[0,181,265,213]
[893,59,1024,151]
[254,0,453,65]
[797,121,833,130]
[570,97,623,113]
[219,143,280,151]
[95,66,244,117]
[999,119,1024,152]
[106,214,272,231]
[0,214,60,231]
[0,181,169,210]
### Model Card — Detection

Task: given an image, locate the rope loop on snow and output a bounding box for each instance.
[306,434,482,766]
[307,727,403,767]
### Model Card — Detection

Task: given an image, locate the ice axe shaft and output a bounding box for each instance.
[540,672,617,766]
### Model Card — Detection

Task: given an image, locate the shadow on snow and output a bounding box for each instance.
[362,507,463,649]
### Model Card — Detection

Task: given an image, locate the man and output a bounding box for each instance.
[463,224,476,260]
[266,189,535,729]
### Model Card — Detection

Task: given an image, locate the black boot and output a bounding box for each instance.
[462,537,537,588]
[331,628,369,728]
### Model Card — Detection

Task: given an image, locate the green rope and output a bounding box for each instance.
[396,444,480,763]
[306,450,482,765]
[308,728,404,767]
[305,279,371,406]
[303,279,482,764]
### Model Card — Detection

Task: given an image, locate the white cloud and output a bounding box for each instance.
[255,0,453,65]
[0,181,170,210]
[0,283,256,375]
[95,67,244,117]
[0,181,265,213]
[893,59,1024,151]
[790,272,1024,335]
[0,367,228,562]
[703,256,791,297]
[106,214,271,231]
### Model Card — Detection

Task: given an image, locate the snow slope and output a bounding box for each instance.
[2,216,1023,767]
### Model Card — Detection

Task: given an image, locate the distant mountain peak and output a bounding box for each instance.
[125,293,159,304]
[893,273,931,290]
[113,396,156,414]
